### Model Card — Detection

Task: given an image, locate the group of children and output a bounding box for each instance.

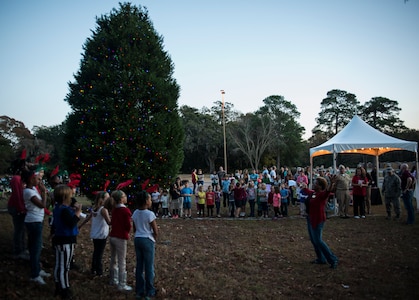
[25,179,158,299]
[78,190,158,299]
[147,177,312,220]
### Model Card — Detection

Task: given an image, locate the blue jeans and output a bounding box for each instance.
[307,218,337,265]
[401,190,415,224]
[8,206,26,256]
[25,222,43,278]
[134,237,156,297]
[248,199,255,217]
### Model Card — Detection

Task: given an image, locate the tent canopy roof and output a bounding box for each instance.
[310,115,417,158]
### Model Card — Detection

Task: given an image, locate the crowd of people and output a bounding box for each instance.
[6,159,158,299]
[142,164,417,226]
[6,158,417,298]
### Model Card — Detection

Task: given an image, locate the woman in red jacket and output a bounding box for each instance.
[351,167,368,219]
[304,176,338,269]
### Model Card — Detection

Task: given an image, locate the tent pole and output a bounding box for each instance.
[333,148,337,174]
[310,155,313,188]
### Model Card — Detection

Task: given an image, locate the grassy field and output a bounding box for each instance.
[1,195,419,299]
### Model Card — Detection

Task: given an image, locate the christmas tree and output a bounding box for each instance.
[64,3,184,196]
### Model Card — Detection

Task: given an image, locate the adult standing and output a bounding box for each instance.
[335,165,351,218]
[351,167,368,219]
[382,166,402,220]
[412,165,419,212]
[370,166,378,188]
[304,176,338,269]
[217,166,226,185]
[399,163,415,224]
[7,159,28,260]
[269,166,277,185]
[191,169,198,194]
[365,169,373,214]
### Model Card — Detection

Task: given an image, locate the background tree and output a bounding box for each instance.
[0,136,14,173]
[179,105,221,173]
[64,3,183,196]
[0,116,33,153]
[210,100,241,125]
[313,89,360,138]
[360,96,407,134]
[228,113,275,171]
[33,124,66,171]
[257,95,305,168]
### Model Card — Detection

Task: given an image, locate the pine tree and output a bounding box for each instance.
[64,3,184,196]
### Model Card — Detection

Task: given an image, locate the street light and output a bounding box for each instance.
[221,90,227,173]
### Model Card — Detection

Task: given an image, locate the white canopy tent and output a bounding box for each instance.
[310,115,418,185]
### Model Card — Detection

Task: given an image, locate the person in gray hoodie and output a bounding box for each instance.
[382,166,402,219]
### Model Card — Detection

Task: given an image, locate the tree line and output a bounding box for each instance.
[1,3,418,195]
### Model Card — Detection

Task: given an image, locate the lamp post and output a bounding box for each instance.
[221,90,227,173]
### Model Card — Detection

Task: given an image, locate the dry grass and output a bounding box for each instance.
[1,198,419,300]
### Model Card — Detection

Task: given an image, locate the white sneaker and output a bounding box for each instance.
[118,284,133,291]
[39,270,51,278]
[361,215,366,219]
[30,276,46,285]
[354,216,360,219]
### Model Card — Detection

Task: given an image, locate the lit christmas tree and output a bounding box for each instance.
[64,3,184,196]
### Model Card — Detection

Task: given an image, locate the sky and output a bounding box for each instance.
[1,0,418,139]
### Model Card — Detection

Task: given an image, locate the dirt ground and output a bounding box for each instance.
[1,193,419,300]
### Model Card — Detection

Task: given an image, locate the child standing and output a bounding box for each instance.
[299,183,309,217]
[206,186,215,217]
[214,185,222,218]
[52,184,81,298]
[272,185,282,219]
[197,169,204,186]
[160,189,170,218]
[22,169,49,285]
[170,178,181,219]
[132,191,158,299]
[258,183,269,218]
[109,190,132,291]
[180,181,193,218]
[280,183,289,217]
[221,176,231,209]
[196,185,206,217]
[78,191,111,276]
[228,182,236,217]
[268,185,275,217]
[151,188,160,217]
[233,182,246,218]
[246,181,256,218]
[210,170,219,190]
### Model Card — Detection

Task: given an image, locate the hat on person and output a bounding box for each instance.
[386,166,394,173]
